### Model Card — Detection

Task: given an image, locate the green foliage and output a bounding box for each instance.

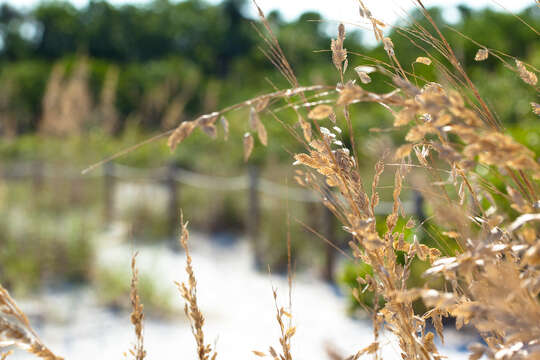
[339,261,376,311]
[0,207,96,295]
[94,264,176,316]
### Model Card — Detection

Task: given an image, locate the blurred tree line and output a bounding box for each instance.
[0,0,336,135]
[0,0,538,146]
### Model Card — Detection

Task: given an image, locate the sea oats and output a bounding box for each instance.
[354,65,376,74]
[308,105,333,120]
[220,115,229,140]
[255,96,270,112]
[176,213,217,360]
[356,71,372,84]
[200,123,217,139]
[415,57,432,65]
[128,253,146,360]
[243,132,254,162]
[298,115,312,142]
[257,119,268,146]
[516,59,538,85]
[168,120,197,151]
[331,24,347,73]
[249,107,260,131]
[474,48,489,61]
[383,37,395,57]
[0,285,63,360]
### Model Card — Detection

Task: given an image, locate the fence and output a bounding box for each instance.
[1,161,419,281]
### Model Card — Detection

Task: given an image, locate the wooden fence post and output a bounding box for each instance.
[167,163,180,244]
[247,165,262,269]
[413,190,426,223]
[103,162,115,226]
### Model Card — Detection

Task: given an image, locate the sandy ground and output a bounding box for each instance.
[10,231,472,359]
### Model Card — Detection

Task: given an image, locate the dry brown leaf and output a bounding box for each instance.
[243,132,254,162]
[308,105,333,120]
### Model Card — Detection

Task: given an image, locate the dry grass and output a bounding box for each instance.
[128,252,146,360]
[162,1,540,358]
[0,285,63,360]
[176,213,217,360]
[40,58,93,136]
[99,66,120,135]
[3,1,540,359]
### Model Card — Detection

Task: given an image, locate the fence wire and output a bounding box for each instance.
[1,161,414,212]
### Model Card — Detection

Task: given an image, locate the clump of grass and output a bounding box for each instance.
[40,58,93,136]
[252,287,296,360]
[94,264,176,316]
[175,213,217,360]
[0,211,95,295]
[0,284,63,360]
[128,252,146,360]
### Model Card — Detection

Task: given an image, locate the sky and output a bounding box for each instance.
[1,0,536,27]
